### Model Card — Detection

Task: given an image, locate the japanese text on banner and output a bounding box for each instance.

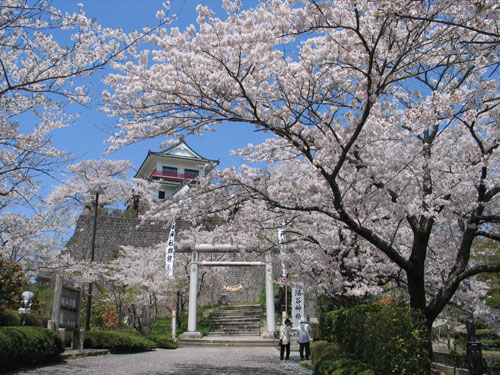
[165,221,176,277]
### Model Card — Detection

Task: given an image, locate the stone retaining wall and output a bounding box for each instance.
[66,213,267,304]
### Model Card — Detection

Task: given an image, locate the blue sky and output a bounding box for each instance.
[48,0,268,177]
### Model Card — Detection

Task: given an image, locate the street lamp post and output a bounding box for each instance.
[85,185,104,332]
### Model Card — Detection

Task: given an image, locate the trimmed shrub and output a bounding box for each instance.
[314,357,375,375]
[0,309,21,326]
[20,313,44,327]
[0,257,27,311]
[84,329,156,353]
[0,326,64,370]
[311,340,344,364]
[151,336,178,349]
[364,306,430,375]
[321,304,430,375]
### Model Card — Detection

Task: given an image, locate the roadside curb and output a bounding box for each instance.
[283,359,313,374]
[60,348,109,359]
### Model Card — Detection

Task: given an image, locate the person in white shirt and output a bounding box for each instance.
[279,318,292,360]
[297,318,312,360]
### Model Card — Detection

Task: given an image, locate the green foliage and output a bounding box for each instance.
[19,313,44,327]
[28,281,54,316]
[149,305,217,348]
[321,304,430,375]
[197,306,218,335]
[474,239,500,312]
[150,316,177,349]
[175,305,217,336]
[92,303,120,330]
[258,288,266,306]
[477,328,500,340]
[83,328,156,353]
[151,336,178,349]
[487,294,500,310]
[310,340,344,364]
[320,304,379,345]
[314,358,375,375]
[0,326,64,370]
[0,309,46,328]
[477,328,500,350]
[151,316,172,338]
[0,309,21,326]
[0,256,27,311]
[310,322,320,339]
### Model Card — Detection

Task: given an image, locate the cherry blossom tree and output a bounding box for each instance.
[0,0,128,210]
[0,211,67,273]
[47,159,135,214]
[102,243,171,336]
[0,0,170,274]
[103,0,500,347]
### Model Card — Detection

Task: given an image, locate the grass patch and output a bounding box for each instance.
[84,329,155,353]
[149,305,219,346]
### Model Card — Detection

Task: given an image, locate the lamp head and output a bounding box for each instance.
[91,184,105,195]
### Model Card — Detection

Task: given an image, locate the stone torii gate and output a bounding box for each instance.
[176,244,276,339]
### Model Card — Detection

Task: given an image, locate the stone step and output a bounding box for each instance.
[215,310,260,315]
[179,336,274,347]
[217,308,261,312]
[211,319,260,326]
[210,326,260,335]
[211,324,260,329]
[208,304,263,337]
[219,304,261,310]
[215,311,260,316]
[211,324,259,330]
[210,330,260,335]
[211,317,260,323]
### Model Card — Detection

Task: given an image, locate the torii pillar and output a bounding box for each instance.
[182,250,202,338]
[262,250,276,338]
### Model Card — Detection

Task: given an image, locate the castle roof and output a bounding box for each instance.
[134,141,219,179]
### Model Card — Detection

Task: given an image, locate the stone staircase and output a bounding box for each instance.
[179,304,275,346]
[209,304,261,336]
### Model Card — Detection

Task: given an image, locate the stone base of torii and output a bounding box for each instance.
[176,244,276,339]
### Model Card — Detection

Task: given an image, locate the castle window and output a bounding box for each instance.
[162,166,178,178]
[184,169,199,180]
[158,190,166,200]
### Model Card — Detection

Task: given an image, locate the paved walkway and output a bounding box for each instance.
[12,346,313,375]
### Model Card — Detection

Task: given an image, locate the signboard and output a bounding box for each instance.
[59,286,81,329]
[291,286,305,328]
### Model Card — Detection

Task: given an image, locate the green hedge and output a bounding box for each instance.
[0,326,64,370]
[314,357,375,375]
[84,329,156,353]
[321,304,430,375]
[0,309,47,327]
[0,309,21,326]
[151,336,178,349]
[311,340,344,364]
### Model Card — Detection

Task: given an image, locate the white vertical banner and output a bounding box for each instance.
[291,286,305,328]
[278,224,287,279]
[165,220,176,277]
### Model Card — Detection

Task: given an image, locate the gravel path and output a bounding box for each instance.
[13,346,308,375]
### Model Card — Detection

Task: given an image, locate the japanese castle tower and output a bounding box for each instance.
[135,141,219,200]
